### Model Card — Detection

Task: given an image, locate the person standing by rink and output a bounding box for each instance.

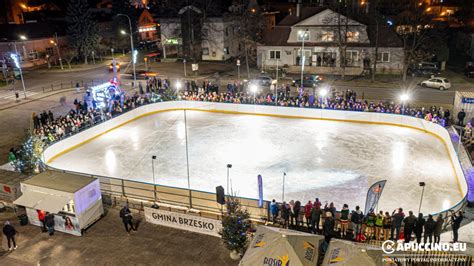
[413,213,425,244]
[37,210,46,232]
[391,208,405,241]
[339,204,349,238]
[350,206,363,241]
[120,205,136,233]
[403,211,417,243]
[270,199,279,223]
[424,214,436,243]
[434,215,445,243]
[304,200,312,229]
[451,211,464,243]
[3,221,18,250]
[45,212,55,236]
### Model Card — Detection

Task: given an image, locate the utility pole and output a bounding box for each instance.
[54,32,64,70]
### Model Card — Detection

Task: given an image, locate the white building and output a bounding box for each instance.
[257,6,404,75]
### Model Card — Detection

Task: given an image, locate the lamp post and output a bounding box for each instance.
[183,59,187,77]
[282,172,286,202]
[250,84,257,104]
[275,59,279,106]
[11,35,27,99]
[418,182,426,214]
[299,29,309,88]
[226,164,232,196]
[319,88,328,108]
[400,93,409,115]
[176,80,182,98]
[151,155,158,205]
[51,33,63,70]
[118,14,136,87]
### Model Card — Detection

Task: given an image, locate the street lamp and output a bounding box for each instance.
[151,155,158,206]
[11,35,28,99]
[319,88,328,107]
[176,81,182,98]
[400,93,409,115]
[117,14,136,87]
[298,29,309,88]
[282,172,286,202]
[250,84,258,104]
[50,38,64,70]
[418,182,426,214]
[226,164,232,196]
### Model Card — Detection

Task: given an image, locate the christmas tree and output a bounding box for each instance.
[220,195,251,254]
[13,134,45,175]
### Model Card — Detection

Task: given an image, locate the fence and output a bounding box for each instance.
[47,167,269,222]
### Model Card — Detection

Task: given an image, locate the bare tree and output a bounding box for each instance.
[62,48,77,69]
[323,8,351,80]
[394,3,434,81]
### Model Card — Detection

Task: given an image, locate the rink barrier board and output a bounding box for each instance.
[43,101,469,214]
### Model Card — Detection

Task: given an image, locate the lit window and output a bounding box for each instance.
[347,31,359,42]
[322,31,334,42]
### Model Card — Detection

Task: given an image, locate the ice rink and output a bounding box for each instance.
[49,110,463,214]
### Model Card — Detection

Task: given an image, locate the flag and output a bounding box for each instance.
[258,174,263,208]
[364,180,387,214]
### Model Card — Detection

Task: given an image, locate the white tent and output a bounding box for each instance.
[240,226,324,266]
[322,239,384,266]
[14,171,104,236]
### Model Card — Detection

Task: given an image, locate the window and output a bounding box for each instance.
[345,51,360,66]
[346,31,359,42]
[46,47,54,55]
[202,47,209,55]
[269,50,281,60]
[224,47,229,55]
[322,31,334,42]
[376,52,390,62]
[297,30,310,41]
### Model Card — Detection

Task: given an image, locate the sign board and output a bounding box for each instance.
[192,64,199,71]
[26,208,81,236]
[144,207,222,237]
[462,97,474,104]
[236,59,240,66]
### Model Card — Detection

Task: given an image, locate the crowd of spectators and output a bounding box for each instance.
[178,85,452,126]
[31,80,457,146]
[269,198,464,244]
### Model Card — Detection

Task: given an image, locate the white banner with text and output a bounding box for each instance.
[144,207,222,237]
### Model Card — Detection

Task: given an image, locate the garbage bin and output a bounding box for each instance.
[18,214,28,226]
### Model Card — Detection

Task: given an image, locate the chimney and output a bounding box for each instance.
[296,0,301,17]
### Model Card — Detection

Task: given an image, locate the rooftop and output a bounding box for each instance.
[23,171,97,193]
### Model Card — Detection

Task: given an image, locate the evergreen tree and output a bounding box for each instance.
[67,0,99,64]
[13,134,44,175]
[219,196,251,254]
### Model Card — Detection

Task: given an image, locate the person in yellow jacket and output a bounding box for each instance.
[375,210,384,241]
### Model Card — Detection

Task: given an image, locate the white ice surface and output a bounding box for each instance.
[49,110,463,214]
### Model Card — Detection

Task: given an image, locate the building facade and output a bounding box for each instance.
[257,7,404,75]
[160,16,241,61]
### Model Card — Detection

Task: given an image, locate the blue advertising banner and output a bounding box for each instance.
[258,174,263,208]
[364,180,387,214]
[462,97,474,104]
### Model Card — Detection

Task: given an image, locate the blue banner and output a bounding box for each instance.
[364,180,387,214]
[462,97,474,104]
[258,174,263,208]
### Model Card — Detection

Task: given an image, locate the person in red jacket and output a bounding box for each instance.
[37,210,46,232]
[305,200,312,229]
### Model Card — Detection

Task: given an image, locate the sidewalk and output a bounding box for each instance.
[0,206,236,265]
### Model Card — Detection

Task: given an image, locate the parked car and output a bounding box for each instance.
[465,62,474,78]
[408,62,440,77]
[292,75,323,87]
[109,62,121,72]
[420,77,451,90]
[249,76,273,86]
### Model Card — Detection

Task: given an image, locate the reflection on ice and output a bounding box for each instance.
[50,110,463,214]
